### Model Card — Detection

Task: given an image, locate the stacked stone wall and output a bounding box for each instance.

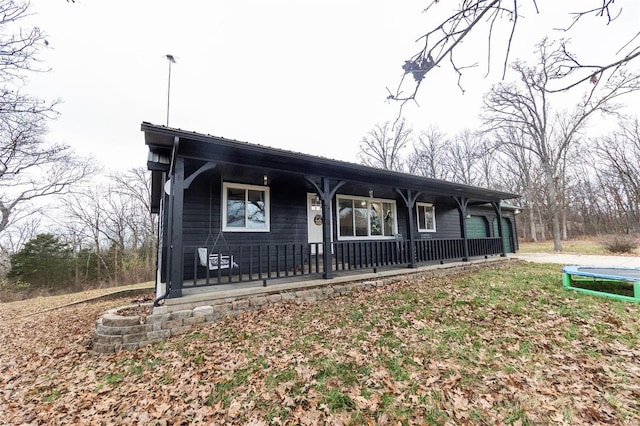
[93,259,514,353]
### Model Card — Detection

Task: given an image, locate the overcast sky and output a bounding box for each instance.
[24,1,640,172]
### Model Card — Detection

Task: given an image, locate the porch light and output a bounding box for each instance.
[368,189,373,198]
[466,213,471,219]
[263,174,268,185]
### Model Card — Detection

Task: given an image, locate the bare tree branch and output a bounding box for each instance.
[358,119,413,171]
[482,38,640,250]
[389,0,639,104]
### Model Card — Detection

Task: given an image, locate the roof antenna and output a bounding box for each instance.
[165,54,176,126]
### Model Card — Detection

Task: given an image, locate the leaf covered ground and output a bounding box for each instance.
[1,263,639,425]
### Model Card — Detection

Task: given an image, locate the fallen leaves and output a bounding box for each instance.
[0,263,639,424]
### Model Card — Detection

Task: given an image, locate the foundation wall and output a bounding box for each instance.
[93,259,514,353]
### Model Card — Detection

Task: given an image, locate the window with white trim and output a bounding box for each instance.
[416,202,436,232]
[337,195,397,239]
[222,182,270,232]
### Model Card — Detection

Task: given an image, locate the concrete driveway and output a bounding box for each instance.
[511,252,640,268]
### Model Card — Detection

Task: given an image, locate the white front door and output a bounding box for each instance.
[307,193,330,254]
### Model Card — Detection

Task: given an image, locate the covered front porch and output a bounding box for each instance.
[184,236,504,288]
[142,122,520,305]
[162,255,516,312]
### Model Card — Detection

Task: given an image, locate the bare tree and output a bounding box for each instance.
[492,127,543,241]
[358,120,412,171]
[109,168,156,249]
[571,161,605,234]
[0,2,54,106]
[57,170,157,286]
[407,125,450,179]
[592,117,640,232]
[58,187,110,283]
[483,39,640,251]
[0,1,93,237]
[109,168,157,280]
[0,114,94,235]
[388,1,639,105]
[444,129,490,187]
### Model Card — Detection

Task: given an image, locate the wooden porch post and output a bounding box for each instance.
[168,155,185,298]
[454,196,470,261]
[395,188,420,268]
[492,201,507,257]
[320,178,333,278]
[164,159,218,299]
[305,176,345,279]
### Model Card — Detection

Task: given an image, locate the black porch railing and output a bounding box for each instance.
[182,237,503,289]
[415,238,464,262]
[468,237,503,257]
[333,239,410,271]
[189,243,324,287]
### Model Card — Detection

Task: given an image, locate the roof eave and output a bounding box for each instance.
[141,122,521,202]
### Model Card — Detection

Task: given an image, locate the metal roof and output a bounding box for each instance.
[142,122,521,202]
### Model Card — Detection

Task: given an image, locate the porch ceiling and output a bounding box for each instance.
[142,122,520,203]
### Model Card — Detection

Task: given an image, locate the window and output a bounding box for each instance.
[337,195,397,239]
[222,182,269,232]
[416,202,436,232]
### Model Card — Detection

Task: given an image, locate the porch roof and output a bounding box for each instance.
[142,122,520,204]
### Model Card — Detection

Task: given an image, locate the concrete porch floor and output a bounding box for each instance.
[163,256,513,311]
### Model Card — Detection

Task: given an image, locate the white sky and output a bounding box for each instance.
[24,1,640,172]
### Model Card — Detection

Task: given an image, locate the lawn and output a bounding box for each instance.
[1,262,639,425]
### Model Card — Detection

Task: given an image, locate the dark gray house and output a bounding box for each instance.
[142,122,520,303]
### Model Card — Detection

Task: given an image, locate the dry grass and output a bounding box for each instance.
[0,281,153,320]
[519,235,640,256]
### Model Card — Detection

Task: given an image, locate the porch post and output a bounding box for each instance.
[454,196,470,261]
[395,188,420,268]
[492,201,507,257]
[320,178,333,278]
[168,155,185,298]
[305,176,345,279]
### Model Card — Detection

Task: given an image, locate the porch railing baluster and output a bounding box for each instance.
[284,245,288,277]
[181,237,502,291]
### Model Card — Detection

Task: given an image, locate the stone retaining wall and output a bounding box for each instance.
[93,259,514,353]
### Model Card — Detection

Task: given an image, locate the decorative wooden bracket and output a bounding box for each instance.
[304,176,345,279]
[305,176,345,201]
[184,162,217,189]
[394,188,422,268]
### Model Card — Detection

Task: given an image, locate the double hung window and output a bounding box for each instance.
[416,202,436,232]
[222,182,269,232]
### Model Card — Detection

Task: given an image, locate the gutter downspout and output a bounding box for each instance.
[154,136,179,307]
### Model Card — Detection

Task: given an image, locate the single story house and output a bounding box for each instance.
[142,122,520,304]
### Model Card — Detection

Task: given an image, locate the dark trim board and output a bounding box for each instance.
[143,122,521,300]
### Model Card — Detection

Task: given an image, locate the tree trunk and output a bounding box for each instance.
[75,244,80,287]
[528,206,537,242]
[537,207,546,241]
[544,166,563,251]
[114,245,118,286]
[94,237,101,282]
[551,213,562,251]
